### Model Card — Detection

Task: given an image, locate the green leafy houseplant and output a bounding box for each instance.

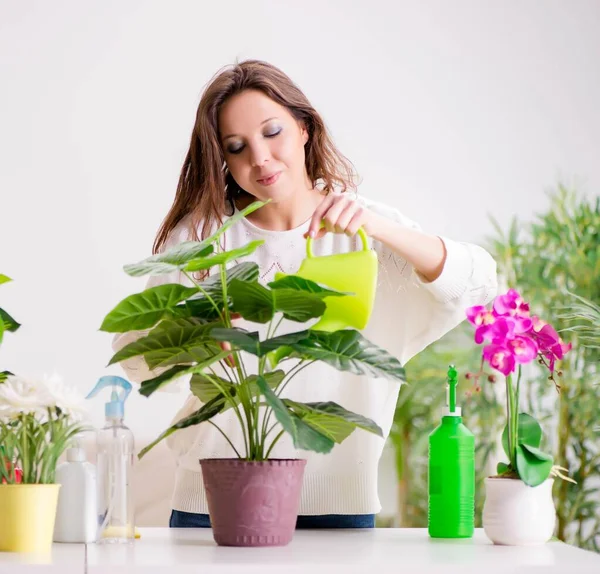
[100,201,406,462]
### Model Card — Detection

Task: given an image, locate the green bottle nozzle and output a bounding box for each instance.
[444,364,461,417]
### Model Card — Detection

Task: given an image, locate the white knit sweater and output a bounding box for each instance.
[114,197,497,516]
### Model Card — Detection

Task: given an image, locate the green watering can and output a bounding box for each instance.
[275,227,378,332]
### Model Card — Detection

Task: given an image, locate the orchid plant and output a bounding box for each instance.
[0,374,88,484]
[466,289,575,486]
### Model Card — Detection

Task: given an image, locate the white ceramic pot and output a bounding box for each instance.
[482,477,556,546]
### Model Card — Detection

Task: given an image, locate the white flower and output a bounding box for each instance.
[42,373,87,420]
[0,373,87,422]
[0,375,51,420]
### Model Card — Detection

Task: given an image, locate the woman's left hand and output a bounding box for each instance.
[305,192,376,239]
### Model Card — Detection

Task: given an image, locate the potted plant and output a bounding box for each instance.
[465,288,576,546]
[0,276,88,553]
[100,201,406,547]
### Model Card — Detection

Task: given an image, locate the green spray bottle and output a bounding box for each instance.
[428,365,475,538]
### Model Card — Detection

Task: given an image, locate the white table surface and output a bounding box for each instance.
[0,541,85,573]
[85,527,600,574]
[3,528,599,574]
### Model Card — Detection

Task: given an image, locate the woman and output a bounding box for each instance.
[115,59,497,529]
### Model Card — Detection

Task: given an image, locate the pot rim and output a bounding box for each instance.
[0,483,60,488]
[199,458,307,466]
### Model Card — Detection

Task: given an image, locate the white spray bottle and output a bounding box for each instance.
[86,375,135,544]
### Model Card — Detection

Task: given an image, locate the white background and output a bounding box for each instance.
[1,0,599,519]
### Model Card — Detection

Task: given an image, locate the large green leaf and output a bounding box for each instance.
[0,308,20,332]
[263,330,406,383]
[100,285,199,333]
[185,240,264,272]
[229,280,327,323]
[256,376,335,454]
[138,393,228,458]
[190,373,234,404]
[272,290,326,322]
[229,280,274,323]
[0,275,12,285]
[268,276,349,298]
[284,400,383,443]
[185,262,260,319]
[139,351,231,397]
[139,365,190,397]
[190,370,285,409]
[516,443,553,487]
[210,328,309,357]
[124,244,215,277]
[210,328,262,355]
[108,318,220,368]
[502,412,543,460]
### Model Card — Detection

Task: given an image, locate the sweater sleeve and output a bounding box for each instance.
[365,199,498,366]
[111,222,194,391]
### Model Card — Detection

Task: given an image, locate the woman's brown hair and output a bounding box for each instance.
[153,59,357,254]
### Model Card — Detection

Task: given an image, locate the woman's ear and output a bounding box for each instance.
[299,122,309,145]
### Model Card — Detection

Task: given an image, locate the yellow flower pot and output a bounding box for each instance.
[0,484,61,553]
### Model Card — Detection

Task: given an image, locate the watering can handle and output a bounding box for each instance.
[306,226,369,258]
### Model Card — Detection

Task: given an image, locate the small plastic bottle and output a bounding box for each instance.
[86,376,135,544]
[53,439,97,543]
[428,365,475,538]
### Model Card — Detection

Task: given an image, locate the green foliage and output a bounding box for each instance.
[101,201,406,462]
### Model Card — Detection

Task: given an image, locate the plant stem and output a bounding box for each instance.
[182,270,224,322]
[264,430,285,459]
[514,366,522,458]
[208,421,242,458]
[201,371,249,458]
[505,375,516,469]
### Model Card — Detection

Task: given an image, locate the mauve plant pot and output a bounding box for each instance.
[200,458,306,547]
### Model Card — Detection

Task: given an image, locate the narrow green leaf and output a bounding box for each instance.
[0,275,11,285]
[284,400,383,443]
[100,285,199,333]
[138,394,227,458]
[185,240,264,272]
[0,370,14,383]
[256,376,335,454]
[516,443,553,487]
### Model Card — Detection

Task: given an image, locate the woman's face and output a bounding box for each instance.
[218,89,309,203]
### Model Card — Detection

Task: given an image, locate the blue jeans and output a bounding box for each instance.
[169,510,375,529]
